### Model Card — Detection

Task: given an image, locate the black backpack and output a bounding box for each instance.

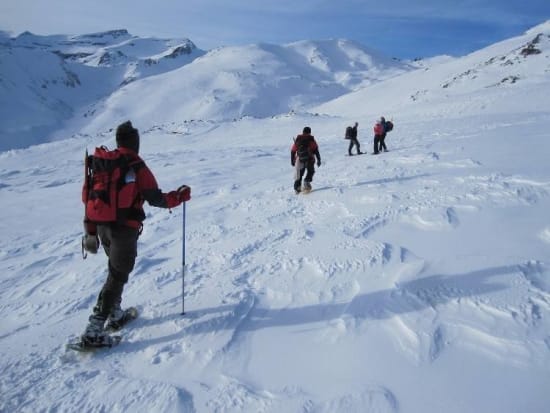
[296,137,312,162]
[384,121,394,132]
[345,126,353,139]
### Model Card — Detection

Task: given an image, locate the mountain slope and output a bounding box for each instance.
[314,20,550,121]
[78,38,413,136]
[0,32,412,151]
[1,110,549,413]
[0,29,204,151]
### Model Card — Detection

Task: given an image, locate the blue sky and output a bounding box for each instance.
[1,0,549,58]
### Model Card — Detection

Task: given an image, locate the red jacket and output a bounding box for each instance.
[97,147,182,228]
[373,122,385,136]
[291,134,321,164]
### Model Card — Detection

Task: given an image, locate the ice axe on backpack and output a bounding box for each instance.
[81,149,99,259]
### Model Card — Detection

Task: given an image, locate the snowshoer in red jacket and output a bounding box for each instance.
[81,120,191,345]
[291,126,321,194]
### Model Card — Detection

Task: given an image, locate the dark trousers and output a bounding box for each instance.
[373,136,382,154]
[379,135,387,152]
[294,160,315,190]
[348,138,361,155]
[93,224,139,317]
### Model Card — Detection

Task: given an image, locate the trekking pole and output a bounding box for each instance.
[181,201,186,315]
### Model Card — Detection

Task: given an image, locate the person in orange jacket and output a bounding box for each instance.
[373,117,385,154]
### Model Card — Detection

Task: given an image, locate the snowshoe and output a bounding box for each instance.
[67,334,122,352]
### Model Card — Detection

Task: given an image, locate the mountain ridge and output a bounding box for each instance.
[0,30,412,151]
[1,21,549,152]
[313,20,550,121]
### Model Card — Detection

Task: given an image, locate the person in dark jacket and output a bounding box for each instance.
[290,126,321,193]
[378,116,389,152]
[81,120,191,344]
[346,122,362,155]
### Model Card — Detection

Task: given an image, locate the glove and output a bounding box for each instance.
[177,185,191,202]
[317,160,321,167]
[291,161,295,166]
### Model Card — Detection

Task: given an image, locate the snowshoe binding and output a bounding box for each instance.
[105,306,139,332]
[302,183,312,194]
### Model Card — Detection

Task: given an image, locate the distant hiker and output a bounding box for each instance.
[374,116,393,154]
[291,126,321,194]
[373,117,386,154]
[345,122,362,156]
[80,120,191,345]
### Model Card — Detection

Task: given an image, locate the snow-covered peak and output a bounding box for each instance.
[0,30,205,151]
[525,19,550,36]
[0,32,412,150]
[7,29,200,68]
[285,38,412,73]
[80,37,408,134]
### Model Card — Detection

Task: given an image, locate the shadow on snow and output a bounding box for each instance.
[133,264,514,349]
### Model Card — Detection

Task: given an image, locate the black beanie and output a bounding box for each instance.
[116,120,140,153]
[303,126,311,134]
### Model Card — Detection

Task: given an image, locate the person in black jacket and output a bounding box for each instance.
[346,122,362,155]
[290,126,321,193]
[378,117,388,152]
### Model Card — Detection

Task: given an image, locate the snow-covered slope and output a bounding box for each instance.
[1,22,550,413]
[314,21,550,122]
[0,32,412,151]
[0,29,204,151]
[78,38,413,136]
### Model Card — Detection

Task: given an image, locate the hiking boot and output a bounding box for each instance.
[81,314,107,344]
[108,304,125,323]
[358,151,363,154]
[106,304,126,330]
[303,182,312,191]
